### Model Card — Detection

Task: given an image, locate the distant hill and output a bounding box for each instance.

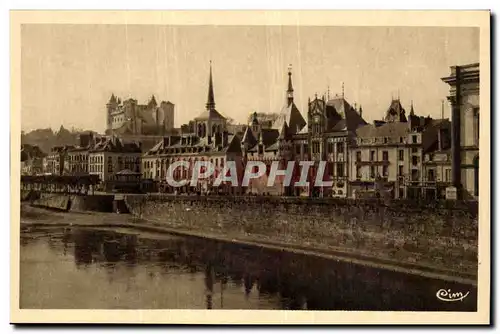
[21,126,99,154]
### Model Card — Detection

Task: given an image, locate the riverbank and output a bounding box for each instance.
[20,204,477,286]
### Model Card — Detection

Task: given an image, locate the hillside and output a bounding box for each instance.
[21,126,99,154]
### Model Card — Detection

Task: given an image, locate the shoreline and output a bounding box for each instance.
[20,204,477,287]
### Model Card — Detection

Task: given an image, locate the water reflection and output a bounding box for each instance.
[20,227,477,311]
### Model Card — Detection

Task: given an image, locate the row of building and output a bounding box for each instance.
[21,62,479,200]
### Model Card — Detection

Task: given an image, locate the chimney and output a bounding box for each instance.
[438,128,442,151]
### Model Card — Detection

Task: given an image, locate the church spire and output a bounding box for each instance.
[410,100,415,116]
[206,60,215,110]
[286,64,294,105]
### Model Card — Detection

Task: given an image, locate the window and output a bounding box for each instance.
[107,156,113,173]
[258,145,264,155]
[398,165,404,176]
[399,150,404,161]
[412,147,418,153]
[474,155,479,196]
[473,108,479,146]
[356,151,361,162]
[428,154,434,162]
[412,156,418,166]
[303,144,309,153]
[382,151,388,161]
[384,137,388,144]
[356,166,362,179]
[336,163,345,178]
[411,170,419,181]
[312,142,321,154]
[399,188,404,198]
[295,144,301,155]
[370,166,375,178]
[412,135,418,144]
[336,142,344,154]
[328,142,334,154]
[370,150,375,161]
[382,165,388,177]
[428,169,435,182]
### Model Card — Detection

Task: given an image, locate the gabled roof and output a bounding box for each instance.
[326,97,367,131]
[241,126,258,148]
[89,136,141,153]
[385,99,407,123]
[272,102,306,135]
[248,128,280,152]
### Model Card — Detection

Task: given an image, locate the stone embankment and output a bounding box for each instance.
[24,191,115,212]
[20,191,478,281]
[124,194,478,280]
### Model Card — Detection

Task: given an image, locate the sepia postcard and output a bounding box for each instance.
[10,10,490,325]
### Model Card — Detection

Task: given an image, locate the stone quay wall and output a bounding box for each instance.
[124,195,478,276]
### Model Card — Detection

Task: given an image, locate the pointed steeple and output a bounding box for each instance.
[359,104,363,118]
[206,61,215,110]
[148,95,157,108]
[410,100,415,116]
[108,93,117,104]
[286,64,294,105]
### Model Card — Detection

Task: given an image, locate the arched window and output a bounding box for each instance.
[198,123,203,137]
[202,124,207,137]
[474,155,479,197]
[212,124,217,135]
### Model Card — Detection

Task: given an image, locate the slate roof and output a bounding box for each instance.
[89,136,141,153]
[422,119,451,153]
[355,122,409,138]
[146,133,240,156]
[384,99,407,123]
[241,126,258,148]
[248,128,280,152]
[326,97,367,131]
[194,109,226,121]
[272,102,306,135]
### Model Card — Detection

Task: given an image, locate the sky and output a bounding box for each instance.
[21,25,479,133]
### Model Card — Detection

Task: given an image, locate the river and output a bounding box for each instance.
[19,224,477,311]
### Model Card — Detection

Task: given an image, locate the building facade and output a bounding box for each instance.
[20,144,46,175]
[441,63,480,199]
[87,136,142,190]
[45,145,74,175]
[349,100,450,199]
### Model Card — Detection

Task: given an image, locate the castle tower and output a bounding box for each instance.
[106,93,118,132]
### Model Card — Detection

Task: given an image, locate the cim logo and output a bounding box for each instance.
[436,289,470,302]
